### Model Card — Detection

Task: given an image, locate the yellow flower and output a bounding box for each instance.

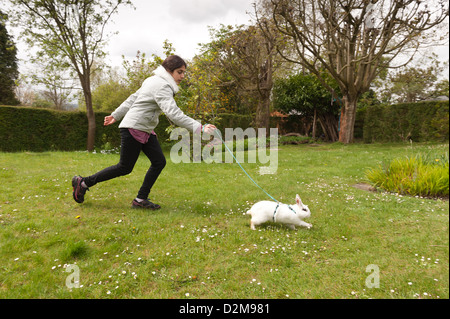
[75,215,81,219]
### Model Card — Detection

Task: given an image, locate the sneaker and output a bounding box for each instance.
[72,176,89,203]
[131,199,161,210]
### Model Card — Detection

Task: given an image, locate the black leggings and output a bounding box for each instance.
[84,128,166,200]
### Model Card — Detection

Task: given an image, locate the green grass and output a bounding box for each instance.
[0,142,448,299]
[366,152,449,198]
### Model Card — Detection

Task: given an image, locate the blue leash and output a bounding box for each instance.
[212,130,297,221]
[213,130,278,203]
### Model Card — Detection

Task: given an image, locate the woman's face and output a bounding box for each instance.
[171,66,186,85]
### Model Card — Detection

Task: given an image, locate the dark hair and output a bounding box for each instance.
[161,55,187,73]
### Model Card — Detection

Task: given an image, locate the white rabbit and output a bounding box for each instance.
[246,194,312,230]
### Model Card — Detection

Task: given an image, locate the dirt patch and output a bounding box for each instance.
[352,183,448,201]
[352,183,377,192]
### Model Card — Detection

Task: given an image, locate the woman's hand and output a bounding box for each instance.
[203,124,217,134]
[104,115,117,126]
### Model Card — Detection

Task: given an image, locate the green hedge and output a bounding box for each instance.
[0,106,255,152]
[1,101,447,152]
[0,106,118,152]
[362,101,449,143]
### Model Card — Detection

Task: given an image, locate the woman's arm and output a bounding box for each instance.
[155,85,203,132]
[110,91,139,122]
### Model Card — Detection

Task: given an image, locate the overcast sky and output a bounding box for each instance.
[107,0,449,75]
[100,0,255,68]
[6,0,448,77]
[5,0,254,73]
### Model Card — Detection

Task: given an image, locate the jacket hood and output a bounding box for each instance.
[153,65,179,93]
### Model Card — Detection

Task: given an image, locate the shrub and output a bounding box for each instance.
[366,153,449,198]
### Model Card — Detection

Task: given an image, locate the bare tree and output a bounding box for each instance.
[29,52,76,110]
[14,75,36,106]
[256,0,449,143]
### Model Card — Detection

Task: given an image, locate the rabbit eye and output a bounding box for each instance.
[302,208,307,211]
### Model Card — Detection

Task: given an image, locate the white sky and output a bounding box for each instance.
[94,0,255,68]
[5,0,255,73]
[5,0,448,78]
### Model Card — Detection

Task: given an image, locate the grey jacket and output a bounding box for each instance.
[111,66,201,134]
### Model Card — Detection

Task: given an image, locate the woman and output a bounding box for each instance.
[72,55,216,209]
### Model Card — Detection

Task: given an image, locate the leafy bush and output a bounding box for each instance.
[366,152,449,198]
[279,135,315,145]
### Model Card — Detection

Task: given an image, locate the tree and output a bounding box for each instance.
[79,59,131,112]
[29,51,75,110]
[8,0,133,151]
[384,54,448,103]
[204,24,283,130]
[14,74,36,106]
[0,10,19,105]
[80,41,177,113]
[89,79,131,112]
[273,71,341,141]
[433,78,449,98]
[256,0,449,143]
[180,50,235,117]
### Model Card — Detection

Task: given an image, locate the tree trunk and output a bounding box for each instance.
[339,95,358,144]
[318,113,339,142]
[255,91,271,132]
[80,74,96,152]
[86,96,96,152]
[312,109,317,139]
[255,55,273,133]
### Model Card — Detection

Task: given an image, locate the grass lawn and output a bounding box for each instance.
[0,142,448,299]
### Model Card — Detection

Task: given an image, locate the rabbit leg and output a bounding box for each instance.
[298,220,312,228]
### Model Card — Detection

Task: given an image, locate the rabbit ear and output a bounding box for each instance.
[296,194,303,206]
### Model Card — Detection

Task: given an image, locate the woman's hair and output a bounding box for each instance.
[161,55,187,73]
